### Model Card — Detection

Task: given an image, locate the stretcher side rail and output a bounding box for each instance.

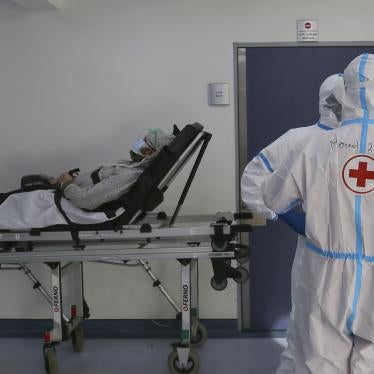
[0,245,235,264]
[0,221,250,243]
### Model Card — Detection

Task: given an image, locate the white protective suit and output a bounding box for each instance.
[263,53,374,373]
[241,74,344,373]
[241,73,344,219]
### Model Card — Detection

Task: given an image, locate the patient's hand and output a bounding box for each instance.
[54,172,74,185]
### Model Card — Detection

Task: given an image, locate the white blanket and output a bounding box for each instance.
[0,190,123,229]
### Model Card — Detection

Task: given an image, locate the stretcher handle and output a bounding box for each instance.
[234,212,253,220]
[231,224,252,233]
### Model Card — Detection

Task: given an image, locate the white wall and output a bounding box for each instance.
[0,0,373,318]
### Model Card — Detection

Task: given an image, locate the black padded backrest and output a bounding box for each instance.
[120,122,204,212]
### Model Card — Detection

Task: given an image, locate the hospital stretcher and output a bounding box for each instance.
[0,123,252,374]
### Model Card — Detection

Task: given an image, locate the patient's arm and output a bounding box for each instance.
[62,169,143,210]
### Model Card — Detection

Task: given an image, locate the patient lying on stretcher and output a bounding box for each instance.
[0,129,174,230]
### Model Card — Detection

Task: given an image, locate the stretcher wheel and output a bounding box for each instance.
[44,348,59,374]
[167,349,199,374]
[233,267,249,284]
[191,322,208,348]
[210,276,228,291]
[211,239,228,252]
[71,324,84,352]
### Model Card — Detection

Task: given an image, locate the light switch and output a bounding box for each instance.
[208,83,230,105]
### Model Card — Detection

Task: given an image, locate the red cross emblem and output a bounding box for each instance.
[342,155,374,194]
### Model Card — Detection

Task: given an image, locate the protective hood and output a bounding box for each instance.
[319,74,344,128]
[143,128,175,153]
[127,128,175,166]
[343,53,374,119]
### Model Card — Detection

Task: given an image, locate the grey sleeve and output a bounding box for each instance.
[63,170,142,210]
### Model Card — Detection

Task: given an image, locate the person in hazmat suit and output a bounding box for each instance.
[241,73,344,373]
[263,53,374,373]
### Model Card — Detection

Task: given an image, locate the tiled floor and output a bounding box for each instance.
[0,337,286,374]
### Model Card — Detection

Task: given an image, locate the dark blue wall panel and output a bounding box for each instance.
[246,45,374,330]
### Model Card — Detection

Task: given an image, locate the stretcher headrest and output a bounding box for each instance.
[121,123,204,211]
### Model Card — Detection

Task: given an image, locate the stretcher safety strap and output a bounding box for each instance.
[54,191,80,244]
[90,168,101,184]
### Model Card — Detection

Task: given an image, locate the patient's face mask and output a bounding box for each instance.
[130,138,156,162]
[132,139,147,155]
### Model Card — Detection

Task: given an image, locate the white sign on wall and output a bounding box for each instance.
[297,20,319,42]
[208,83,230,105]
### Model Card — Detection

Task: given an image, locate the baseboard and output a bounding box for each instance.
[0,319,286,339]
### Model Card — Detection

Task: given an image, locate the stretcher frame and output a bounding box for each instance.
[0,217,250,374]
[0,124,251,374]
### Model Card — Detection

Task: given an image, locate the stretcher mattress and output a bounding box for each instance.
[0,190,123,229]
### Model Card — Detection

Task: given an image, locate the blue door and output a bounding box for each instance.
[245,45,374,330]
